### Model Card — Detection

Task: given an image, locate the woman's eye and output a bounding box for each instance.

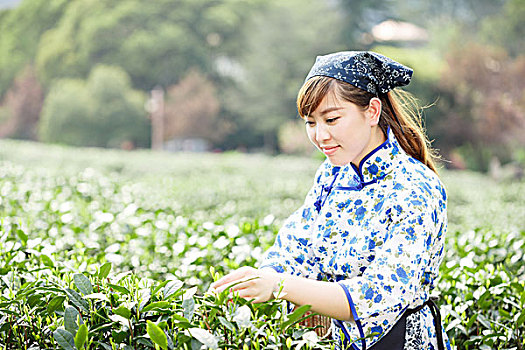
[305,120,315,126]
[326,117,339,123]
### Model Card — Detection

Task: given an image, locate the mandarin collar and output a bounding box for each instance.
[352,127,401,184]
[322,128,402,188]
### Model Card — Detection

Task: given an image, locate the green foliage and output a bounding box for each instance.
[0,140,524,348]
[0,0,522,159]
[39,65,149,148]
[38,78,95,146]
[34,0,258,90]
[278,120,316,155]
[337,0,392,48]
[480,0,525,57]
[0,0,68,96]
[441,229,525,349]
[0,227,330,349]
[434,43,525,170]
[223,0,342,149]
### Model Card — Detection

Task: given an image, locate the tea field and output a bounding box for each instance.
[0,139,524,350]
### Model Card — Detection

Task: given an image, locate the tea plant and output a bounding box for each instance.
[0,224,331,349]
[0,139,524,349]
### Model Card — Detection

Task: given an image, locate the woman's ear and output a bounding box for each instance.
[367,97,382,126]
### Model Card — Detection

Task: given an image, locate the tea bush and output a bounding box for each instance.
[0,139,524,349]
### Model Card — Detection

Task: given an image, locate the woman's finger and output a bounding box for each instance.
[211,267,253,289]
[211,268,258,291]
[214,275,259,294]
[227,278,256,292]
[235,288,258,302]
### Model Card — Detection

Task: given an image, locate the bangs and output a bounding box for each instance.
[296,76,336,118]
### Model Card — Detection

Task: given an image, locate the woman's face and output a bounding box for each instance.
[304,92,382,167]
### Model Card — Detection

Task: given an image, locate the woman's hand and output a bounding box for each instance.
[209,266,281,303]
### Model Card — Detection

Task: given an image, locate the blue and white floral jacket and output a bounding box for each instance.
[260,128,451,350]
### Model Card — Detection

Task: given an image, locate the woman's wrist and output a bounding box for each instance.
[272,275,287,299]
[258,267,286,300]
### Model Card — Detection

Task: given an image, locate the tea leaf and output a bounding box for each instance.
[183,298,195,322]
[188,328,218,350]
[54,328,75,350]
[65,288,89,313]
[112,329,128,343]
[27,293,43,307]
[233,305,252,328]
[41,254,54,268]
[16,228,28,246]
[147,321,168,350]
[136,337,154,347]
[98,262,112,280]
[163,279,183,300]
[74,324,88,350]
[466,314,478,329]
[152,280,169,295]
[84,293,109,302]
[47,295,66,314]
[113,306,131,319]
[64,306,82,334]
[142,301,171,312]
[171,313,192,328]
[183,286,198,301]
[282,305,312,330]
[109,314,129,328]
[107,283,130,295]
[517,310,525,328]
[73,274,93,295]
[138,288,151,311]
[218,316,235,332]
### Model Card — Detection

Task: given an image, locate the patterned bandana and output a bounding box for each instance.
[305,51,413,94]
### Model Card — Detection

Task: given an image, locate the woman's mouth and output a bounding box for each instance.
[321,145,339,156]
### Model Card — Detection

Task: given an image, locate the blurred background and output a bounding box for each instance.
[0,0,523,174]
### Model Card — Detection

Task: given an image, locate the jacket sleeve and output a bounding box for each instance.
[258,165,326,278]
[337,187,447,349]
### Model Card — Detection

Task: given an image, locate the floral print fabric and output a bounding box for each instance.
[259,129,451,350]
[305,51,413,95]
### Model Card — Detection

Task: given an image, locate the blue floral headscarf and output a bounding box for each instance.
[305,51,413,95]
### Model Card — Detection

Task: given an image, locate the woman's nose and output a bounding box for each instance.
[316,123,331,143]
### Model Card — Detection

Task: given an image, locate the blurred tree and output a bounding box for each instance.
[35,0,259,91]
[0,65,43,140]
[164,69,228,144]
[38,78,94,146]
[87,65,150,148]
[278,120,315,156]
[393,0,507,30]
[223,0,342,150]
[39,65,149,148]
[480,0,525,57]
[435,44,525,171]
[337,0,394,48]
[0,0,68,96]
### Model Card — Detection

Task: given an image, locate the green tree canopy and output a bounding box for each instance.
[0,0,68,96]
[223,0,342,149]
[35,0,259,91]
[39,65,149,148]
[480,0,525,57]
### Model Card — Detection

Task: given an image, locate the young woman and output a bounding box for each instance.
[211,51,451,350]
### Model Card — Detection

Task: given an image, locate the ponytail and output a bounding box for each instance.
[379,90,439,173]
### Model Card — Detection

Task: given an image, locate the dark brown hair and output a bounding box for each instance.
[297,76,439,173]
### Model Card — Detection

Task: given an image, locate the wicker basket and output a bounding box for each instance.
[298,311,332,338]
